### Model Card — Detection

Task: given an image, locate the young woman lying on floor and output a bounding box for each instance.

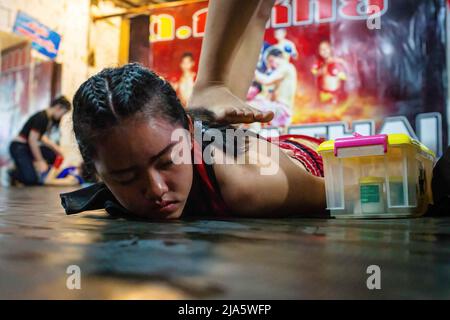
[60,63,327,219]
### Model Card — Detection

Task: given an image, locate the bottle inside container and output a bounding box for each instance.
[359,176,385,214]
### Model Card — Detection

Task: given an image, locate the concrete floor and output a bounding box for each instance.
[0,186,450,299]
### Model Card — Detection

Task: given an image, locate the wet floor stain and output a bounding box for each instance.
[1,186,450,299]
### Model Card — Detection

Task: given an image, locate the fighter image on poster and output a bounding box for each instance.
[171,52,197,107]
[248,45,298,127]
[311,41,348,107]
[273,27,298,61]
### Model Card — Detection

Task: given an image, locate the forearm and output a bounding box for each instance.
[29,140,44,162]
[42,136,61,154]
[45,176,78,186]
[195,0,272,88]
[226,0,276,99]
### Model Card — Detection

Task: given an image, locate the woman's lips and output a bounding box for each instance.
[143,196,181,216]
[153,200,179,214]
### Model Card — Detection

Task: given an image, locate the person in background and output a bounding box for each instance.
[253,48,298,126]
[172,52,197,107]
[9,96,71,186]
[311,41,348,106]
[274,28,299,61]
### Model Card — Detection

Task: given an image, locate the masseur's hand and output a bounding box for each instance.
[34,160,49,174]
[188,84,274,124]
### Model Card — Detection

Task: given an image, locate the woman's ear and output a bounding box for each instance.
[186,113,194,133]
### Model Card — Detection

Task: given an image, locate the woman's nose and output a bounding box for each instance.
[143,169,169,200]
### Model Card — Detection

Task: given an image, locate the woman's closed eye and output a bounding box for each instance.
[158,158,174,170]
[111,171,138,185]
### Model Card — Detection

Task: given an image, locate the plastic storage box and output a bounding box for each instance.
[317,133,435,218]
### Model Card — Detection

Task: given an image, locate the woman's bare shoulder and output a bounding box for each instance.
[211,135,326,217]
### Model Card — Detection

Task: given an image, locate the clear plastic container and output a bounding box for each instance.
[317,133,435,219]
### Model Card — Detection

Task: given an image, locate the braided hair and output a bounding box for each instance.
[73,63,189,174]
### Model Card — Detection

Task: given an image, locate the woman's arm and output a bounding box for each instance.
[212,136,327,217]
[44,173,79,186]
[188,0,276,124]
[28,130,48,173]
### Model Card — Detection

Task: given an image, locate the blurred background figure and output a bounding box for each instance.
[172,52,197,107]
[252,48,297,126]
[311,41,348,107]
[8,96,71,186]
[273,28,298,61]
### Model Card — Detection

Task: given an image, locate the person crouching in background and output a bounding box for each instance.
[9,96,71,186]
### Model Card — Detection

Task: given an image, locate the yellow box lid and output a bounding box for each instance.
[388,134,435,157]
[317,133,435,158]
[360,176,384,184]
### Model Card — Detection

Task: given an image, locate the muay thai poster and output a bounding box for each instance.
[149,0,448,156]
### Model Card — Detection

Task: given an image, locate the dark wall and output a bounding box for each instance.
[129,14,150,67]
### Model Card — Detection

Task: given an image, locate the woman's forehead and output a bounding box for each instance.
[94,119,181,165]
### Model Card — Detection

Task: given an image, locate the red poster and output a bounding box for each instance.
[150,1,206,106]
[149,0,448,156]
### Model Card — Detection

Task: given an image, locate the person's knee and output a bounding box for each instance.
[16,169,41,186]
[21,176,41,186]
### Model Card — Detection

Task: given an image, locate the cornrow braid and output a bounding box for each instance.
[74,73,116,126]
[107,64,138,115]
